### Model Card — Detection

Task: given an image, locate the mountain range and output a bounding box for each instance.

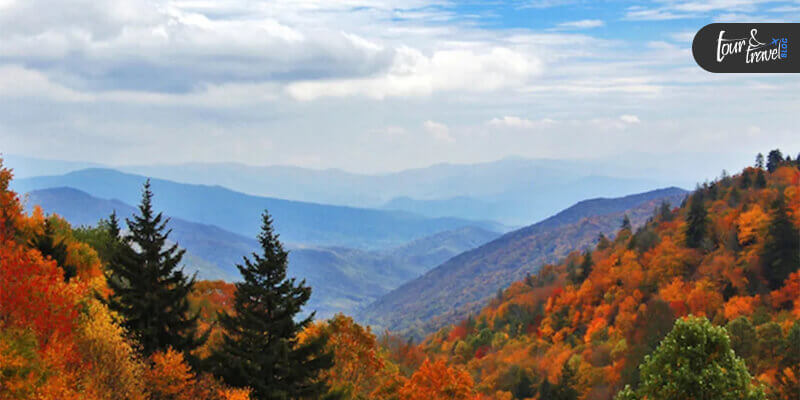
[23,187,501,318]
[5,155,691,225]
[358,187,688,338]
[13,168,502,250]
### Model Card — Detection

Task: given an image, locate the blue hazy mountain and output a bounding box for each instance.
[23,187,500,318]
[13,168,503,250]
[6,155,693,225]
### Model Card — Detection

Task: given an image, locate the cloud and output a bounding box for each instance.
[620,114,641,124]
[487,116,556,129]
[553,19,604,30]
[423,120,454,143]
[286,46,541,100]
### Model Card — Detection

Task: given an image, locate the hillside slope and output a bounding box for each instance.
[421,162,800,400]
[359,188,687,337]
[13,168,503,249]
[23,187,499,318]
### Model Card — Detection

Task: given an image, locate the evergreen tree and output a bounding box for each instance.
[755,153,764,169]
[761,195,800,290]
[29,217,74,281]
[552,362,579,400]
[754,169,767,188]
[212,211,333,400]
[620,214,632,231]
[578,251,592,282]
[657,200,674,221]
[740,169,751,188]
[106,180,204,357]
[684,191,707,249]
[766,149,783,173]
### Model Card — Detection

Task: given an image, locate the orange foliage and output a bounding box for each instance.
[398,359,476,400]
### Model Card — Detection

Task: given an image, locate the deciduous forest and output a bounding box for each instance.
[1,150,798,400]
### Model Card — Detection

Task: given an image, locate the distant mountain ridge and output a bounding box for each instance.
[6,155,686,225]
[358,187,688,338]
[13,168,503,250]
[23,187,501,318]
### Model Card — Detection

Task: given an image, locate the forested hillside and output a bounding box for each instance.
[360,188,687,338]
[420,153,799,399]
[22,187,499,318]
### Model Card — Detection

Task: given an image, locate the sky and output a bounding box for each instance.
[1,0,799,174]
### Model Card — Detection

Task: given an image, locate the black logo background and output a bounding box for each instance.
[693,23,800,73]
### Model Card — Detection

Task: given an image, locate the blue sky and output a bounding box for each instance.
[0,0,798,178]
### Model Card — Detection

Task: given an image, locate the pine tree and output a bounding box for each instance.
[29,217,74,281]
[755,169,767,188]
[761,195,800,290]
[755,153,765,169]
[106,180,204,357]
[578,251,592,282]
[552,362,579,400]
[685,191,707,249]
[621,214,632,231]
[212,211,333,400]
[766,149,783,173]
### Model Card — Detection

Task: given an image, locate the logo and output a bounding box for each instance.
[693,23,800,73]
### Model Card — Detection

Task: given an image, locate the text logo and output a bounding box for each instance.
[693,23,799,73]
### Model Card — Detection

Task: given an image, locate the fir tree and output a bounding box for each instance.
[740,169,752,188]
[29,218,74,281]
[578,251,592,282]
[766,149,783,173]
[212,211,333,400]
[761,195,800,290]
[620,214,632,231]
[685,191,708,249]
[755,169,767,188]
[755,153,765,169]
[106,180,204,357]
[552,362,579,400]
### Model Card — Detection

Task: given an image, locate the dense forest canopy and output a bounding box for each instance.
[1,150,798,400]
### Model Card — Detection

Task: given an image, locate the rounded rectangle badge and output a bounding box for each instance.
[693,23,799,73]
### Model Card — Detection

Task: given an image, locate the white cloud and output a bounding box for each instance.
[620,114,641,124]
[553,19,604,30]
[286,46,541,100]
[487,116,556,129]
[423,120,454,143]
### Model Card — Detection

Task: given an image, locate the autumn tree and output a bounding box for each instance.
[211,211,332,400]
[761,195,800,290]
[106,180,204,357]
[398,359,474,400]
[615,316,764,400]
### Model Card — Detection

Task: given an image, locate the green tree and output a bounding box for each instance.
[766,149,783,173]
[754,169,767,188]
[755,153,765,169]
[106,180,204,357]
[615,316,764,400]
[776,321,800,400]
[28,217,74,281]
[725,317,757,363]
[621,214,632,231]
[211,211,333,400]
[552,362,579,400]
[761,195,800,290]
[685,191,708,249]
